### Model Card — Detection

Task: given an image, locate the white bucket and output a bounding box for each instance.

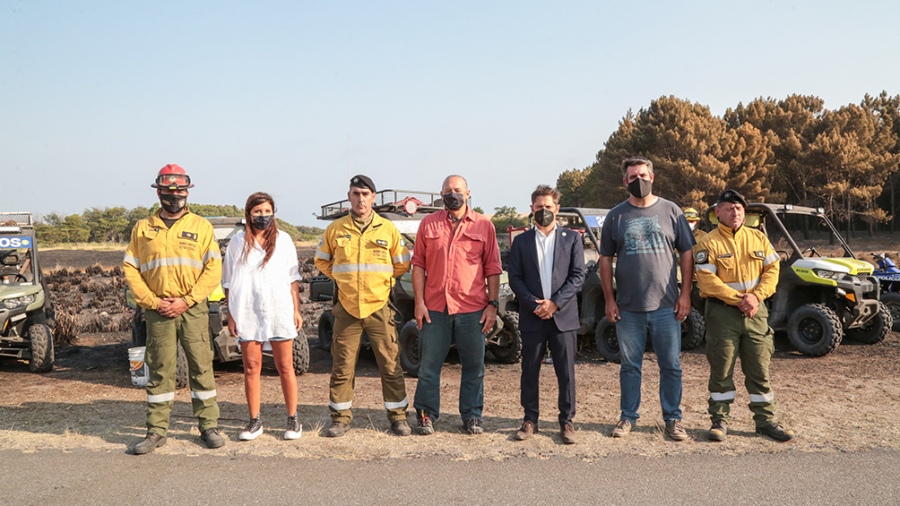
[128,346,149,387]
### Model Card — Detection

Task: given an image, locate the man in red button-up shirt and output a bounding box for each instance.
[411,174,502,436]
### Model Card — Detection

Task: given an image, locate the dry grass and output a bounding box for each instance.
[41,242,125,252]
[2,332,899,460]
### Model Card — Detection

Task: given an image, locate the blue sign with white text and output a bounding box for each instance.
[0,235,33,249]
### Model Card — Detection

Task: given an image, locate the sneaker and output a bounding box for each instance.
[324,421,349,438]
[611,419,633,438]
[416,411,434,436]
[708,420,727,442]
[465,418,484,435]
[283,415,302,440]
[391,420,412,437]
[514,420,537,441]
[239,417,263,441]
[132,433,166,455]
[201,427,226,449]
[665,420,688,441]
[756,422,795,442]
[560,423,577,445]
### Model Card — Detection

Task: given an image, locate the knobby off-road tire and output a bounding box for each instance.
[786,303,842,356]
[879,292,900,332]
[845,301,892,345]
[488,312,522,364]
[175,341,189,389]
[27,323,54,373]
[398,320,420,377]
[292,331,310,375]
[681,307,706,351]
[594,317,620,363]
[317,311,334,352]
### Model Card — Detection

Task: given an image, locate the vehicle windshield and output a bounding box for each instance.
[768,211,853,258]
[0,248,35,285]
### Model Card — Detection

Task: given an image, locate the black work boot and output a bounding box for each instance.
[325,421,349,437]
[201,427,226,448]
[756,422,795,442]
[133,433,167,455]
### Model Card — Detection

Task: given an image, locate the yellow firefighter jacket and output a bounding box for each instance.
[694,222,780,306]
[315,213,411,319]
[123,210,222,311]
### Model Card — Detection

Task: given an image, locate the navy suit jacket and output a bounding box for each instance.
[508,226,585,333]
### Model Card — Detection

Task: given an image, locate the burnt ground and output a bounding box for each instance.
[1,247,899,460]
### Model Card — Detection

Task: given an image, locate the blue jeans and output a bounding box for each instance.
[616,308,683,424]
[413,309,485,422]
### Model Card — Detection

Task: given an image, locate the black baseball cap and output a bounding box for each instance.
[716,189,747,208]
[350,174,376,193]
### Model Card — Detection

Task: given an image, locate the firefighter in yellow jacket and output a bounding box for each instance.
[315,175,412,437]
[694,190,794,443]
[124,164,224,455]
[683,207,706,241]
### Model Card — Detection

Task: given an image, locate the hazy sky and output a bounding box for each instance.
[3,1,898,227]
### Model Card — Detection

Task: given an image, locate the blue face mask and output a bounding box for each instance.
[251,215,274,231]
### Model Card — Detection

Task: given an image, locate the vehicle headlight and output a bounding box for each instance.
[814,269,843,280]
[2,294,35,309]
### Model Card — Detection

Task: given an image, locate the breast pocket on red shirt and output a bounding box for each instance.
[460,232,485,265]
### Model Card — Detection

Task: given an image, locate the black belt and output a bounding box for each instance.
[706,297,729,307]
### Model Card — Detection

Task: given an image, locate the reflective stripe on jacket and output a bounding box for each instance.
[123,210,222,310]
[315,213,411,319]
[693,222,779,306]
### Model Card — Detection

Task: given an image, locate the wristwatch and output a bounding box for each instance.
[487,299,499,309]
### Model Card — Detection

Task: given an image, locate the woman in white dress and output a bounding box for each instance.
[222,192,303,440]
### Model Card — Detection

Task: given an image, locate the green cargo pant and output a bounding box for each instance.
[144,302,219,436]
[704,298,776,427]
[329,300,408,424]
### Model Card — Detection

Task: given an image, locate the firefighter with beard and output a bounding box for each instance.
[124,164,224,455]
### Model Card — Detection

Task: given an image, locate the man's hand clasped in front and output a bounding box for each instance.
[534,299,558,320]
[157,297,189,318]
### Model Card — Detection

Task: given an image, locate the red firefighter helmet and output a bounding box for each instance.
[151,164,194,190]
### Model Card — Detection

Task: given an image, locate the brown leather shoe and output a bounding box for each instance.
[514,420,537,441]
[560,423,577,445]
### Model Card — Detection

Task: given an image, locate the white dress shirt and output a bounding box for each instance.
[534,226,556,300]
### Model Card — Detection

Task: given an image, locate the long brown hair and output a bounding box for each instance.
[242,192,278,267]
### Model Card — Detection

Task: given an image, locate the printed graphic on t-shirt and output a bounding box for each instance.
[623,216,666,256]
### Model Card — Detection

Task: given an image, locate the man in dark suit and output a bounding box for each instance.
[508,185,585,444]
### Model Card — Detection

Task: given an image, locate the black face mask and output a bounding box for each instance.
[442,192,465,211]
[627,178,653,199]
[159,194,186,214]
[251,215,274,231]
[534,209,555,227]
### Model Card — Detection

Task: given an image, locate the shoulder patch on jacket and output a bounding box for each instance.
[695,250,709,264]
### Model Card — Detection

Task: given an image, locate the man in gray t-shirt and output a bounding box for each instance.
[599,156,695,442]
